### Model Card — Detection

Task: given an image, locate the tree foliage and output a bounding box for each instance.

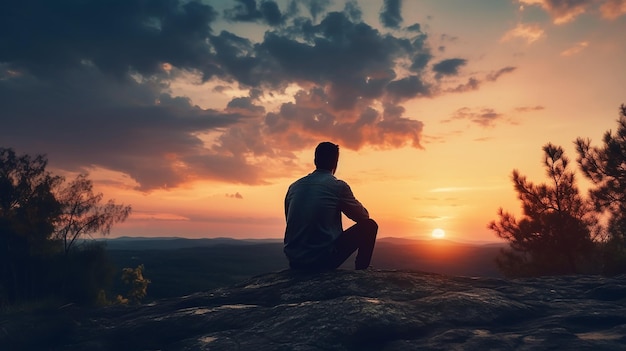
[54,173,131,254]
[489,143,596,277]
[575,104,626,273]
[0,147,132,306]
[0,148,62,303]
[118,264,151,305]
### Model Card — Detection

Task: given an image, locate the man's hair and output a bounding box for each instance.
[314,142,339,171]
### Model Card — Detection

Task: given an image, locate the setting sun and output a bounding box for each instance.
[432,228,446,239]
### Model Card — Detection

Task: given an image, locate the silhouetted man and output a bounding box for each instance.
[284,141,378,270]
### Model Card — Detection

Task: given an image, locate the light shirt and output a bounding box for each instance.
[283,169,369,264]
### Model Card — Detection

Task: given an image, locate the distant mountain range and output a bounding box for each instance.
[100,236,283,250]
[101,236,506,251]
[100,236,509,300]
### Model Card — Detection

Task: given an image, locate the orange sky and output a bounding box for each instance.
[2,0,625,243]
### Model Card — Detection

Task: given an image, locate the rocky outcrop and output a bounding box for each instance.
[3,270,626,350]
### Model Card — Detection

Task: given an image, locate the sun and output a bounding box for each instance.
[431,228,446,239]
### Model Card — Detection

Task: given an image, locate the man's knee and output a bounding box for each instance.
[361,218,378,236]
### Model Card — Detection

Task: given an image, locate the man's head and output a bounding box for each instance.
[314,142,339,173]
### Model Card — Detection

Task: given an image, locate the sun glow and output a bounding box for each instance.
[431,228,446,239]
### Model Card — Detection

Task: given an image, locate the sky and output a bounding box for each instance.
[1,0,625,243]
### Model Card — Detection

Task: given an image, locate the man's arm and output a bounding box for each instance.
[284,187,291,219]
[339,181,369,223]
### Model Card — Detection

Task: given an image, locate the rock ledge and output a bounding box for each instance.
[4,270,626,350]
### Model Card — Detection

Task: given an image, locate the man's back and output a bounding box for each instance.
[284,169,368,264]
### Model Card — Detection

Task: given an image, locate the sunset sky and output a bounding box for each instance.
[2,0,625,243]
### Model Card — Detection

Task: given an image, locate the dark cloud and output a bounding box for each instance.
[447,77,481,93]
[446,66,516,93]
[386,76,431,102]
[0,66,256,190]
[406,23,421,32]
[343,0,363,22]
[226,97,266,115]
[259,11,434,109]
[303,0,332,22]
[0,0,511,190]
[223,0,284,26]
[0,0,218,79]
[486,66,517,81]
[380,0,403,28]
[433,58,467,78]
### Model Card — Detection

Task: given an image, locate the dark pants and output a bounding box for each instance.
[290,219,378,271]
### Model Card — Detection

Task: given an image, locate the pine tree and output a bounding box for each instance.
[576,104,626,274]
[489,144,596,277]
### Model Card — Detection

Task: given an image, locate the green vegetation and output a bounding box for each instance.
[116,264,151,304]
[490,104,626,277]
[0,147,131,308]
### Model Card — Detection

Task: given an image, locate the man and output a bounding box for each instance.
[284,141,378,270]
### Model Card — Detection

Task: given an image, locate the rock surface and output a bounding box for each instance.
[3,270,626,350]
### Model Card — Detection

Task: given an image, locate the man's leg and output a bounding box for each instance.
[331,219,378,270]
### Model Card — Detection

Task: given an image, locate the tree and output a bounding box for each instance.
[489,143,596,277]
[575,104,626,273]
[0,148,62,303]
[54,173,131,255]
[1,147,132,305]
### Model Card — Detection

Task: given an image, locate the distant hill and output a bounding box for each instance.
[101,236,282,250]
[103,236,504,251]
[103,236,507,300]
[374,238,505,277]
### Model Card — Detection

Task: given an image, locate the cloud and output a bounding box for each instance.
[445,66,516,93]
[514,105,545,112]
[600,0,626,19]
[130,212,190,221]
[303,0,332,22]
[226,192,244,199]
[0,0,219,79]
[432,58,467,79]
[0,66,261,190]
[447,77,481,93]
[343,1,363,22]
[445,107,507,128]
[560,41,590,56]
[380,0,403,29]
[486,66,517,81]
[223,0,284,26]
[519,0,591,24]
[0,0,512,190]
[501,23,545,44]
[519,0,626,23]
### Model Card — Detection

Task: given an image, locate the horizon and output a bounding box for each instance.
[103,234,506,246]
[2,0,625,244]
